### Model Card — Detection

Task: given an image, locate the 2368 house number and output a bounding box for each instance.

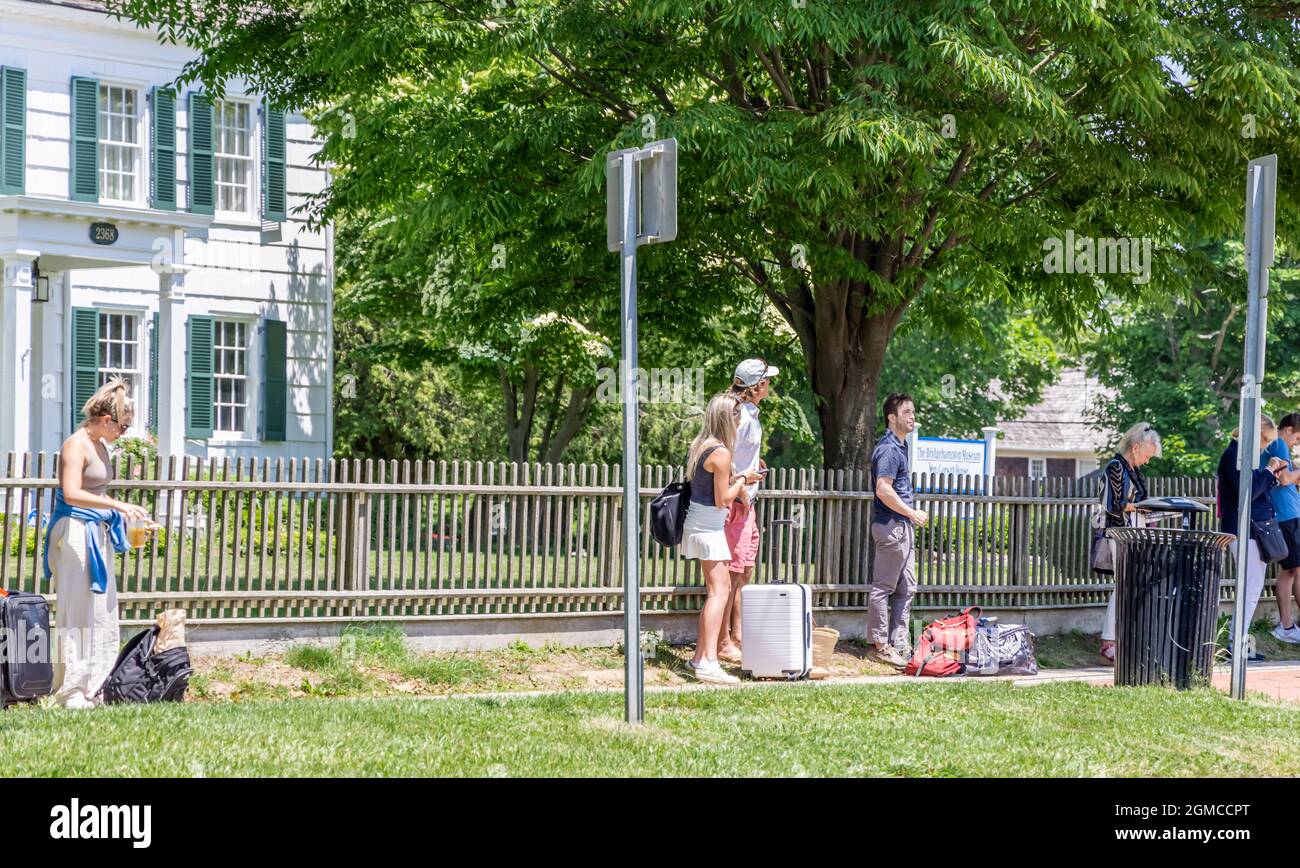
[89,222,118,245]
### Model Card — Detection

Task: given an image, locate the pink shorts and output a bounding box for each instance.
[724,500,760,573]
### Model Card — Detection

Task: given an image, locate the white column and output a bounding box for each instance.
[156,268,187,468]
[30,270,65,457]
[982,426,1000,481]
[0,254,38,461]
[906,426,918,471]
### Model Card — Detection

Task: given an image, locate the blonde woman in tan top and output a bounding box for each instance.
[44,376,153,707]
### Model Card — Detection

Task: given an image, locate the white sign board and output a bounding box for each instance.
[913,437,986,482]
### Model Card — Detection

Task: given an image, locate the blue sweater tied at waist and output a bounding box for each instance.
[42,489,129,594]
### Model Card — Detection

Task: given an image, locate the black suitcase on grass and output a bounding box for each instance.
[0,590,54,707]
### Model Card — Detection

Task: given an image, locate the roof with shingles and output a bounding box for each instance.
[995,367,1114,452]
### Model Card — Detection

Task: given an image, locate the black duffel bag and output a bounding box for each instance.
[97,625,192,704]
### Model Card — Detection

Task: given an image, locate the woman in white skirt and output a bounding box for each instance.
[681,393,763,684]
[44,376,152,707]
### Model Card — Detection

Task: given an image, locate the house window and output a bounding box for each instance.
[99,85,142,203]
[98,312,141,431]
[213,100,253,216]
[213,320,249,434]
[1076,458,1100,478]
[1028,458,1047,479]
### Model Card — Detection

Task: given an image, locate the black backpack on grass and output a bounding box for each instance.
[97,625,193,704]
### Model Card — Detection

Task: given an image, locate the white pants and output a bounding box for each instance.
[1102,539,1119,641]
[1229,538,1267,637]
[48,517,120,706]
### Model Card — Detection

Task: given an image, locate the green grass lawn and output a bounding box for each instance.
[3,680,1299,776]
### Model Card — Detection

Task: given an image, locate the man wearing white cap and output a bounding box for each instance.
[717,358,778,663]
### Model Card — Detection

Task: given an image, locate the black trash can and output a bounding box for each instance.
[1107,498,1234,689]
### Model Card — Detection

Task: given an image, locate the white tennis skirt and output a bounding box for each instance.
[679,500,732,561]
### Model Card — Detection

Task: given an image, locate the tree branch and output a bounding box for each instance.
[1002,171,1060,208]
[753,45,801,110]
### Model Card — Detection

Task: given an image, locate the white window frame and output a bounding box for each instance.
[94,307,145,438]
[1028,458,1047,479]
[97,82,148,207]
[1076,458,1100,478]
[210,315,260,441]
[211,96,259,223]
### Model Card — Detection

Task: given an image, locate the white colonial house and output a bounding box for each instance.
[0,0,334,469]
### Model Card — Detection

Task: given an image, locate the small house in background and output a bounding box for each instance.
[993,368,1113,479]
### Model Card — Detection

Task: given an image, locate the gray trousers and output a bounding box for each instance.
[869,517,917,647]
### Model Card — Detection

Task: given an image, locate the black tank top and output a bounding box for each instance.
[690,446,722,505]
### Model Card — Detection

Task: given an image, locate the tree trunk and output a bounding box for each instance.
[501,364,540,464]
[542,385,596,464]
[812,310,896,471]
[757,229,914,472]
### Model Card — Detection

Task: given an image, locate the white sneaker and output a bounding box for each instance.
[1272,623,1300,645]
[687,660,739,685]
[61,694,94,710]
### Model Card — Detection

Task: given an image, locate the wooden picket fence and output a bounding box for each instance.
[0,451,1247,626]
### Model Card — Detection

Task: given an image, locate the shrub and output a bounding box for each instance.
[921,512,1010,556]
[4,518,38,559]
[111,435,159,478]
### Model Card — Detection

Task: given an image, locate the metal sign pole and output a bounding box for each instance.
[619,150,644,724]
[606,138,675,724]
[1232,154,1276,699]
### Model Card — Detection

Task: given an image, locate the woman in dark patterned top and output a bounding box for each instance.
[1097,423,1162,664]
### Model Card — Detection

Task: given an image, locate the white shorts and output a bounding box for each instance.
[679,500,731,561]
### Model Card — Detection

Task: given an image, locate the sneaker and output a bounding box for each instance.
[1272,623,1300,645]
[686,659,740,685]
[1225,646,1266,663]
[61,694,94,710]
[866,644,908,670]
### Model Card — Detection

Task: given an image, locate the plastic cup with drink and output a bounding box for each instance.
[127,517,161,548]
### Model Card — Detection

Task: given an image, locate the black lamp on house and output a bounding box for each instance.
[32,260,49,303]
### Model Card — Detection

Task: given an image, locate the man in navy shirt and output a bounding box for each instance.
[868,393,929,668]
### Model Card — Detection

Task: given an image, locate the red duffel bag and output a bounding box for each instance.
[904,606,981,677]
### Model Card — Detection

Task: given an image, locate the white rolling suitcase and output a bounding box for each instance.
[740,582,812,679]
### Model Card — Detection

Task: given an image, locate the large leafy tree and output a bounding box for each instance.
[114,0,1300,469]
[1086,240,1300,476]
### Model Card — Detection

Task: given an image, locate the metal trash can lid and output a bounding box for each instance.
[1105,527,1234,550]
[1134,496,1209,514]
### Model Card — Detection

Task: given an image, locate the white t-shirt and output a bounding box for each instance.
[733,402,762,501]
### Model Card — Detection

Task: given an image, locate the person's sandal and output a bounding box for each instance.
[1099,641,1116,666]
[718,646,743,665]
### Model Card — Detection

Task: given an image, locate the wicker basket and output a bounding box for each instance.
[811,626,839,669]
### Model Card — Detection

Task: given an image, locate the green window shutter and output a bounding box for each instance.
[262,319,287,441]
[187,91,214,215]
[185,315,214,438]
[70,307,100,431]
[149,311,159,433]
[1,67,26,195]
[150,87,176,210]
[262,103,286,222]
[70,77,99,202]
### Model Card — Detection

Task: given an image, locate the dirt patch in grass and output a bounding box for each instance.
[186,634,902,703]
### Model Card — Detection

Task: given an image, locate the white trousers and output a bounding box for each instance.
[1102,539,1119,641]
[48,517,120,706]
[1229,538,1267,636]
